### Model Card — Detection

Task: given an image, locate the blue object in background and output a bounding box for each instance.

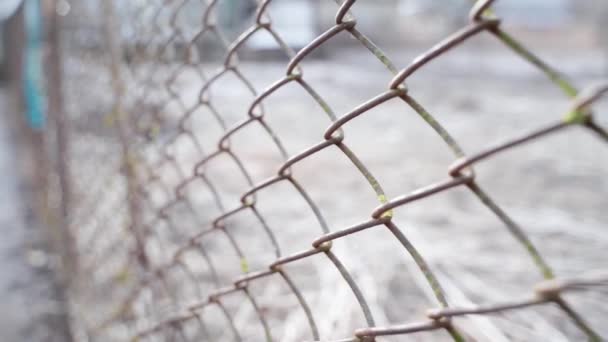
[23,0,45,130]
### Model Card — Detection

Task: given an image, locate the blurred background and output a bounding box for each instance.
[2,0,607,341]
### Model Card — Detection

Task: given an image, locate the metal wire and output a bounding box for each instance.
[55,0,608,341]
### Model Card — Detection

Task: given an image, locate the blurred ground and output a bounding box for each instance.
[85,42,608,340]
[1,1,606,341]
[0,89,70,341]
[0,88,31,341]
[60,7,608,340]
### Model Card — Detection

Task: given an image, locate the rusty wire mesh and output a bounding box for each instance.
[52,0,608,341]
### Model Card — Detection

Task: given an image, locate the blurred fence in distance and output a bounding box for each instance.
[39,0,608,341]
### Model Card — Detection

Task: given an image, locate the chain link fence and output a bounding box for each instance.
[39,0,608,341]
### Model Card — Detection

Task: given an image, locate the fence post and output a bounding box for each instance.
[44,0,70,241]
[100,0,147,269]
